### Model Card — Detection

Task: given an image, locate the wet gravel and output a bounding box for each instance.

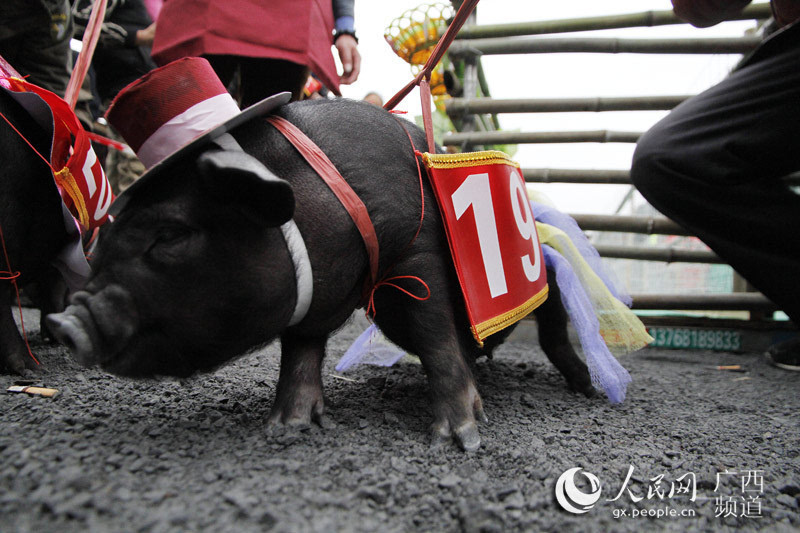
[1,308,799,532]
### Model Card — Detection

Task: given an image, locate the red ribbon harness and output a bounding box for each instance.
[265,115,431,316]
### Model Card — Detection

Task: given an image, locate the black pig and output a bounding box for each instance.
[48,99,594,450]
[0,89,72,374]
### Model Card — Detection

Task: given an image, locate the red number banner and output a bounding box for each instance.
[2,77,113,230]
[423,151,548,346]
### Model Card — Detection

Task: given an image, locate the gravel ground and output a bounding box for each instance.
[1,308,799,533]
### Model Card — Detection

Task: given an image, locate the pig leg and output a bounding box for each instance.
[267,333,327,426]
[419,335,486,452]
[0,286,36,375]
[35,268,68,343]
[533,269,595,397]
[372,258,486,451]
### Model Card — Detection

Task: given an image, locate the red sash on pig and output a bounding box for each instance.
[0,77,113,232]
[423,151,549,346]
[151,0,340,94]
[265,116,379,292]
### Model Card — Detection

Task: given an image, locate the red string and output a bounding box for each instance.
[368,0,482,316]
[0,109,56,173]
[366,275,431,319]
[365,115,431,318]
[86,131,128,152]
[0,223,40,366]
[0,107,52,366]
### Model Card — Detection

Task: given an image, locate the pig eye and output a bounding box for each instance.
[146,225,194,261]
[154,226,191,245]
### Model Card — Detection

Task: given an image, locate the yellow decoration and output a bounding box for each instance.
[54,166,89,229]
[384,2,453,65]
[385,3,454,100]
[470,286,549,346]
[422,150,520,170]
[535,221,653,356]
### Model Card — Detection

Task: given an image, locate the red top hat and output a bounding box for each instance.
[105,57,290,210]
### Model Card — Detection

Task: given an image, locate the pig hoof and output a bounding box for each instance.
[569,378,596,398]
[430,419,482,452]
[266,398,326,428]
[1,352,39,376]
[430,423,452,450]
[455,422,481,452]
[428,387,487,451]
[316,414,335,430]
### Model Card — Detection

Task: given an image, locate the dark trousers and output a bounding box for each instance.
[203,55,310,107]
[630,23,800,325]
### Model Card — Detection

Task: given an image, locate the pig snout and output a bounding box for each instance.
[47,284,139,369]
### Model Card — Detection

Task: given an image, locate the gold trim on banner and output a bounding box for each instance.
[53,166,89,229]
[422,150,521,170]
[470,285,549,346]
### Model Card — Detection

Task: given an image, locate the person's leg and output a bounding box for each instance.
[238,57,310,106]
[631,27,800,368]
[203,54,241,102]
[631,31,800,322]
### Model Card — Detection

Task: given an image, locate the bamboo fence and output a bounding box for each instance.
[447,3,789,319]
[455,3,772,39]
[448,36,762,57]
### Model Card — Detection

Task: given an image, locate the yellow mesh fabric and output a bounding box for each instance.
[536,221,653,355]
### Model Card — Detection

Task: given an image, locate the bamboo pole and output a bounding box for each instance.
[448,36,762,57]
[630,293,776,311]
[447,95,691,115]
[455,3,772,39]
[634,315,794,330]
[523,168,631,184]
[523,169,800,185]
[475,61,501,130]
[443,130,642,146]
[568,214,686,235]
[593,245,721,264]
[65,0,108,108]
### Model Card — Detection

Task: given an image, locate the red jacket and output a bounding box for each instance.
[151,0,339,93]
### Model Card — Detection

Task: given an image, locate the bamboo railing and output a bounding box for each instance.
[447,95,691,115]
[444,129,643,147]
[455,4,772,39]
[447,3,788,320]
[448,36,762,57]
[522,168,800,186]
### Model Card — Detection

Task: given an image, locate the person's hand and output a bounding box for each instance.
[671,0,751,28]
[97,21,129,47]
[73,0,122,34]
[335,34,361,85]
[135,22,156,47]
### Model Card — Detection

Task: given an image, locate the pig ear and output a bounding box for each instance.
[197,150,294,226]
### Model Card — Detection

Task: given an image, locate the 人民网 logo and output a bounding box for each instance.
[555,467,602,514]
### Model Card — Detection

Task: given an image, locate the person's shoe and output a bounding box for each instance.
[765,336,800,371]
